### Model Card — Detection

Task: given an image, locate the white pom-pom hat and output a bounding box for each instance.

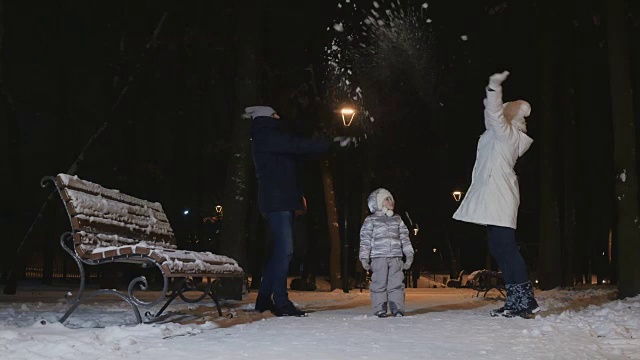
[367,188,395,217]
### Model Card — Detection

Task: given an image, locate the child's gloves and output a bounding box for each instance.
[360,258,371,271]
[403,256,413,270]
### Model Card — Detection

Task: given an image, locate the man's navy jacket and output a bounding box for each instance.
[250,116,329,213]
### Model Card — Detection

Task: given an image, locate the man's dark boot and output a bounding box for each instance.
[255,295,275,313]
[274,301,306,317]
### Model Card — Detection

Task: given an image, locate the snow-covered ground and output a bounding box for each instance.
[0,280,638,359]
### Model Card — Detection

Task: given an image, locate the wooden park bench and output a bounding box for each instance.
[465,269,506,298]
[42,173,244,325]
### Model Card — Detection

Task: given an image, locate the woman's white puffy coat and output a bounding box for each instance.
[452,86,533,229]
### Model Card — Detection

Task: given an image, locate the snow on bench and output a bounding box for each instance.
[54,174,242,276]
[44,173,244,326]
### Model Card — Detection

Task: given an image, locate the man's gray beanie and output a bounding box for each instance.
[245,106,276,119]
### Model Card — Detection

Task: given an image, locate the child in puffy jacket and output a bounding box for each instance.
[359,188,414,317]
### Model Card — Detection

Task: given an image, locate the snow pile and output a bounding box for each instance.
[533,290,640,340]
[0,320,216,359]
[1,287,639,359]
[542,297,640,338]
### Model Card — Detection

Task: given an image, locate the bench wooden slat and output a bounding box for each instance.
[72,231,176,248]
[56,174,164,212]
[62,188,172,226]
[71,215,175,244]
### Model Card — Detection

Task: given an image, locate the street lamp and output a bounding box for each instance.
[413,224,420,236]
[338,107,356,293]
[340,108,356,127]
[448,191,463,280]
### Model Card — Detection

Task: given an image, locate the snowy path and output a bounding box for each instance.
[0,285,638,359]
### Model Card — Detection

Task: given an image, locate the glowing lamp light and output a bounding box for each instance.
[452,191,463,202]
[432,248,437,253]
[183,210,190,215]
[340,108,356,127]
[413,228,419,236]
[215,205,223,214]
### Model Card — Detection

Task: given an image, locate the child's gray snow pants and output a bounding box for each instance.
[370,257,405,314]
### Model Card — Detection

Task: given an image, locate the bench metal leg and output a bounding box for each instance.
[178,277,211,304]
[148,290,182,319]
[58,232,143,326]
[147,277,224,319]
[59,233,86,303]
[147,278,189,319]
[208,289,223,317]
[60,289,142,325]
[127,263,170,308]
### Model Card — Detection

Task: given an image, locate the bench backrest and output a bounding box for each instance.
[53,174,177,259]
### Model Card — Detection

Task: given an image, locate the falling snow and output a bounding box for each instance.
[619,169,627,182]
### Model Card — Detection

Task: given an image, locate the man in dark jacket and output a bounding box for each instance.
[247,105,338,316]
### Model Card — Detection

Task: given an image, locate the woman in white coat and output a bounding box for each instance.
[453,71,540,318]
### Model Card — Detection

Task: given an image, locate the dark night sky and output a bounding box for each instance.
[2,0,639,276]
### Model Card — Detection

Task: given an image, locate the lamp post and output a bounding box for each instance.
[339,107,356,293]
[449,191,463,281]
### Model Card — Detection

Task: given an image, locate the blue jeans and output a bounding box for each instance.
[487,225,529,285]
[258,211,294,307]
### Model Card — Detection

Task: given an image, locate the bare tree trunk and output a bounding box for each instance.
[537,5,563,290]
[219,0,260,269]
[321,158,341,290]
[606,0,640,299]
[1,0,22,294]
[561,72,577,288]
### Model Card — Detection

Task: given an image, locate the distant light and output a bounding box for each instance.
[535,280,539,284]
[602,280,606,284]
[215,205,223,213]
[413,228,419,236]
[183,210,190,215]
[452,191,463,202]
[432,248,437,253]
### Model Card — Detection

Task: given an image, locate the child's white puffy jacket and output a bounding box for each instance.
[359,189,414,260]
